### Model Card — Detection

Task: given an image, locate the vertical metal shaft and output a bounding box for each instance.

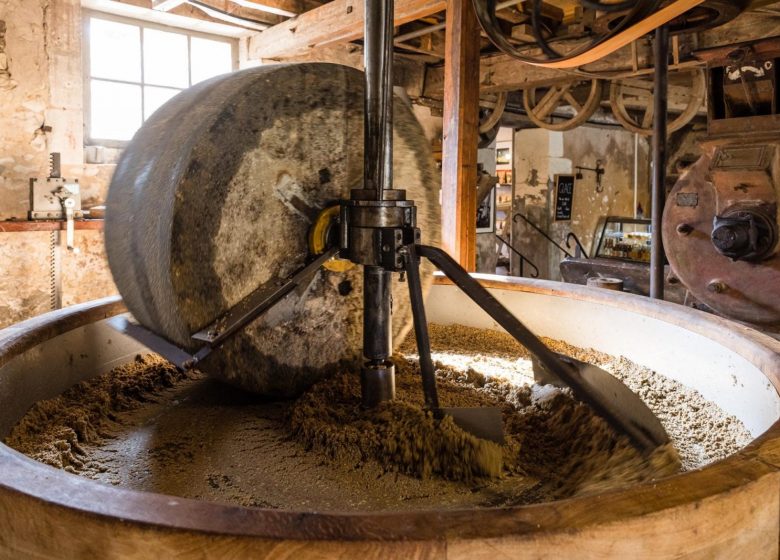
[650,25,669,300]
[361,266,395,407]
[360,0,396,407]
[364,0,394,199]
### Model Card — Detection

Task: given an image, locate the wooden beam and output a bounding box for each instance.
[424,42,653,97]
[229,0,302,18]
[153,0,187,10]
[441,0,480,270]
[247,0,446,60]
[176,1,275,28]
[423,9,780,98]
[83,0,253,35]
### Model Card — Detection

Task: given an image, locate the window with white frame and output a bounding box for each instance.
[86,15,236,144]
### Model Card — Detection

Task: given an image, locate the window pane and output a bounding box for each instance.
[143,28,189,88]
[90,79,142,141]
[144,86,181,120]
[90,18,141,82]
[191,37,232,84]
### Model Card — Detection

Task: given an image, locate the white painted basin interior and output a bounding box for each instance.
[1,277,779,444]
[427,278,780,438]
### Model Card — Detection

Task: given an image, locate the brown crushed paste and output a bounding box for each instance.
[5,355,190,472]
[290,354,680,493]
[4,324,750,510]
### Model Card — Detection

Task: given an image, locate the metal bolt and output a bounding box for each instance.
[707,280,728,294]
[337,280,353,296]
[676,223,693,236]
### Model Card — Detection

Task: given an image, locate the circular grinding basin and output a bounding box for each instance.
[2,280,780,558]
[105,63,440,397]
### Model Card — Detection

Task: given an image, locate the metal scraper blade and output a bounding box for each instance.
[439,407,505,444]
[533,354,668,452]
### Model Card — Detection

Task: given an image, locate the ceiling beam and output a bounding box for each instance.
[153,0,187,10]
[247,0,446,60]
[82,0,256,35]
[229,0,300,18]
[421,8,780,98]
[153,0,298,25]
[165,1,272,29]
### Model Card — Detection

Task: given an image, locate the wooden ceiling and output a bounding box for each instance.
[104,0,328,30]
[101,1,780,63]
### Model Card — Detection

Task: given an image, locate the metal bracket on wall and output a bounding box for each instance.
[575,160,605,193]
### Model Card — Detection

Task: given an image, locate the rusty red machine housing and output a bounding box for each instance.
[664,38,780,326]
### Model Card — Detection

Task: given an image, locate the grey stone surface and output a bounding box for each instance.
[107,63,440,397]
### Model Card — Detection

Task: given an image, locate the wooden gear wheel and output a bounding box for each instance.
[522,79,604,131]
[609,68,706,136]
[479,92,508,134]
[105,63,440,398]
[478,92,507,148]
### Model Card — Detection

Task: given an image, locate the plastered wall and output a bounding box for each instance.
[511,126,652,280]
[0,0,116,327]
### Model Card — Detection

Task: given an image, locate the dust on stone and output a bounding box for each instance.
[4,324,752,511]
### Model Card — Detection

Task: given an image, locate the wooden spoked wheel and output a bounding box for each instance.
[477,92,508,148]
[479,92,508,134]
[609,69,706,136]
[523,79,603,131]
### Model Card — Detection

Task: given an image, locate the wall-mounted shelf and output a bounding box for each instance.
[0,220,105,233]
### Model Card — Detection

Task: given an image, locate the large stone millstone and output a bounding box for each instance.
[105,63,440,397]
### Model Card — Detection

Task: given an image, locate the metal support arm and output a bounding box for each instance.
[109,248,339,370]
[414,243,668,453]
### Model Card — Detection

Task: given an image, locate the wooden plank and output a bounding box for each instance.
[230,0,300,18]
[155,0,305,18]
[247,0,446,60]
[441,0,479,270]
[92,0,276,31]
[424,42,652,97]
[152,0,186,10]
[0,220,105,233]
[170,1,272,28]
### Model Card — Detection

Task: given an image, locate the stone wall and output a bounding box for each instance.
[0,0,116,328]
[0,2,435,329]
[511,126,652,280]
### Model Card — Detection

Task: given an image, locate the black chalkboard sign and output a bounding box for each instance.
[554,174,575,221]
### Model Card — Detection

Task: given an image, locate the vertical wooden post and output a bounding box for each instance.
[441,0,480,270]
